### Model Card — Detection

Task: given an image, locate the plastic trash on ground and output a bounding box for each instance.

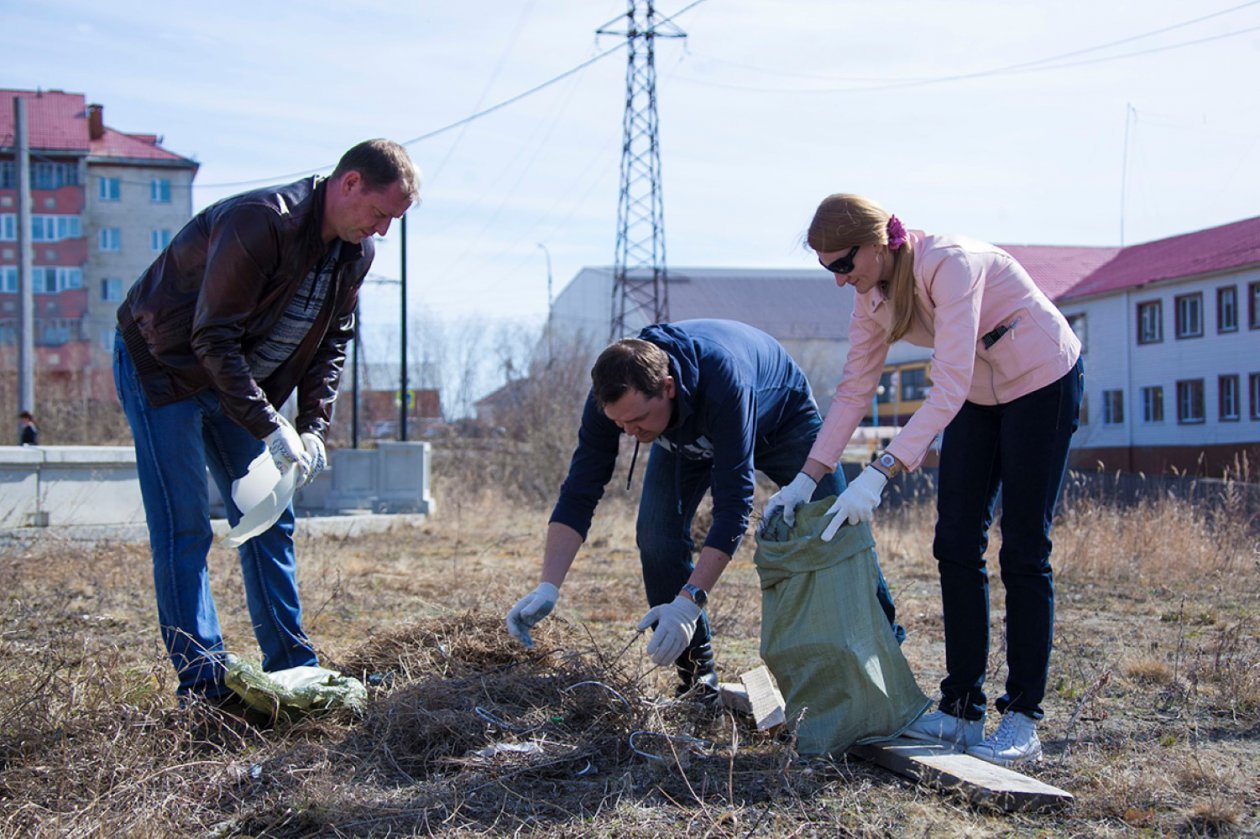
[222,449,298,548]
[224,654,367,717]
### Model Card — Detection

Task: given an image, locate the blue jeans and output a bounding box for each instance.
[636,408,903,662]
[113,332,317,698]
[932,358,1083,721]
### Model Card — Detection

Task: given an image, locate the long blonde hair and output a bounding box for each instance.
[807,193,916,344]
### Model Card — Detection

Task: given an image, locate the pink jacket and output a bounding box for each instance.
[809,231,1081,471]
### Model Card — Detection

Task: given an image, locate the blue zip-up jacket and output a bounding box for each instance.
[550,319,818,555]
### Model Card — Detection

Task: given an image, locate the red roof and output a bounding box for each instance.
[0,87,194,166]
[0,89,88,151]
[998,244,1122,301]
[1062,215,1260,301]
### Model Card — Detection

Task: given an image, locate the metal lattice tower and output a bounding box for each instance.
[598,1,685,340]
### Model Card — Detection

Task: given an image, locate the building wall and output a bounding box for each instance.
[1060,265,1260,475]
[83,162,196,363]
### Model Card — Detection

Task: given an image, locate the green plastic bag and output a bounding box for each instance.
[755,498,929,756]
[224,654,367,717]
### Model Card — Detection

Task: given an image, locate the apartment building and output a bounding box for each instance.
[0,88,197,400]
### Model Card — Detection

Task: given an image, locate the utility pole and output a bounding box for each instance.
[598,0,685,341]
[399,211,409,442]
[15,96,35,423]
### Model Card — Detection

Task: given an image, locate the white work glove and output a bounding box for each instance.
[820,466,888,541]
[506,582,559,648]
[636,595,702,666]
[299,432,326,487]
[760,471,818,532]
[265,419,311,483]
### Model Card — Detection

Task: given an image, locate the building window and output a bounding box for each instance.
[99,227,121,252]
[98,176,121,202]
[1251,283,1260,330]
[101,277,124,302]
[0,214,13,241]
[1140,386,1164,423]
[30,214,81,243]
[1217,286,1238,333]
[0,160,14,189]
[1251,373,1260,420]
[1174,293,1203,339]
[150,228,172,252]
[150,178,172,203]
[0,266,15,293]
[1066,312,1087,352]
[900,367,931,402]
[1102,389,1124,425]
[1137,300,1162,344]
[1219,375,1240,421]
[1176,379,1205,424]
[31,161,79,189]
[32,266,83,293]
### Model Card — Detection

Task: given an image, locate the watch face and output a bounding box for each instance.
[879,453,896,470]
[684,584,708,607]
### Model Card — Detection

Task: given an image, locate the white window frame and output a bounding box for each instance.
[150,228,172,252]
[101,277,124,302]
[150,178,172,204]
[1176,379,1205,425]
[98,176,121,202]
[1137,300,1162,344]
[1175,293,1203,339]
[1217,286,1238,333]
[1219,375,1240,421]
[1140,386,1163,423]
[0,265,15,293]
[99,227,121,252]
[1102,389,1124,425]
[1066,312,1087,352]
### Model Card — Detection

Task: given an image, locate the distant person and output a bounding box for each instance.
[18,411,38,446]
[764,194,1083,765]
[114,139,420,707]
[505,319,902,698]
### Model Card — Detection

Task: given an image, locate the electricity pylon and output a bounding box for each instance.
[597,1,685,340]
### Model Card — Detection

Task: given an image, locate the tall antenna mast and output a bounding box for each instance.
[598,0,685,340]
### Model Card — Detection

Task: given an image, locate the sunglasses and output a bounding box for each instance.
[821,245,860,275]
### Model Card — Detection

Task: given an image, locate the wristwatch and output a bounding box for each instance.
[873,451,901,479]
[680,583,708,608]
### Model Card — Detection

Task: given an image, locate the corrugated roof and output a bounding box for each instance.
[0,89,89,151]
[999,244,1121,301]
[1062,215,1260,301]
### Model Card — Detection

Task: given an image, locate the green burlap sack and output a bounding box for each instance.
[224,654,367,717]
[755,498,929,756]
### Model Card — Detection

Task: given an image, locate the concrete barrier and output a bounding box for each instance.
[0,442,435,528]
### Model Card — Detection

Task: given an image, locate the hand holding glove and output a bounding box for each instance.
[760,471,818,532]
[636,595,702,666]
[820,466,888,541]
[265,419,311,483]
[506,582,559,648]
[299,432,327,487]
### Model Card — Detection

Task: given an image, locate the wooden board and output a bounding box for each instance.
[718,682,752,715]
[850,737,1074,812]
[739,665,786,731]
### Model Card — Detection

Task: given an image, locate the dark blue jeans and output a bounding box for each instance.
[114,332,317,699]
[932,358,1083,721]
[636,408,903,663]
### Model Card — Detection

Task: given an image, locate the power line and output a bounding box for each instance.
[679,2,1260,95]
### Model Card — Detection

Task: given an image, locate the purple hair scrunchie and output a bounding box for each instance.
[886,215,907,250]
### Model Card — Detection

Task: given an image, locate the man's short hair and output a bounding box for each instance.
[332,139,420,201]
[591,338,671,407]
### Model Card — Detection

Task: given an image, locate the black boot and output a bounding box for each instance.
[674,642,720,703]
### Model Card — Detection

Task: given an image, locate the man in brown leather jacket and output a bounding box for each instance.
[113,139,419,706]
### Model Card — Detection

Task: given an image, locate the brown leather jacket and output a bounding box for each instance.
[117,176,372,440]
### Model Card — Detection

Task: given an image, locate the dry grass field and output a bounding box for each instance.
[0,472,1256,836]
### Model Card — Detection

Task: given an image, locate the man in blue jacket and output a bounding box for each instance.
[506,319,900,697]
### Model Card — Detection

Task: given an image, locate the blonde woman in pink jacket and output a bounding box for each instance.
[762,193,1084,766]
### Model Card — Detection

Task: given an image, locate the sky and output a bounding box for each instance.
[5,0,1260,345]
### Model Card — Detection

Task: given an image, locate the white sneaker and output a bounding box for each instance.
[903,709,985,750]
[966,711,1043,766]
